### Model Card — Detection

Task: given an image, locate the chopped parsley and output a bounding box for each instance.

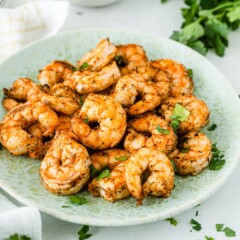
[205,237,214,240]
[7,234,31,240]
[62,205,71,208]
[79,97,84,106]
[180,147,189,153]
[83,117,89,124]
[207,124,217,131]
[170,159,178,173]
[78,225,92,240]
[115,155,128,161]
[90,164,101,178]
[69,195,88,205]
[97,169,110,180]
[195,210,198,216]
[187,68,193,78]
[190,219,202,231]
[166,217,178,226]
[79,62,89,71]
[170,104,190,131]
[156,125,170,134]
[209,143,225,170]
[114,55,127,66]
[216,224,236,237]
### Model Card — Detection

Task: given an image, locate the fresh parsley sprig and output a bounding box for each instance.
[209,143,225,170]
[7,234,31,240]
[163,0,240,56]
[78,225,92,240]
[115,155,128,161]
[97,169,110,180]
[69,195,88,205]
[190,218,202,231]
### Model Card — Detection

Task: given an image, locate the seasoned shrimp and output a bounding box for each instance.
[77,38,117,72]
[90,149,129,171]
[0,102,58,157]
[169,132,212,175]
[112,74,161,115]
[151,59,193,96]
[160,95,210,133]
[40,133,91,195]
[88,162,130,202]
[2,98,19,111]
[124,115,177,153]
[69,61,121,94]
[125,148,174,205]
[115,44,148,75]
[38,60,74,87]
[71,94,127,149]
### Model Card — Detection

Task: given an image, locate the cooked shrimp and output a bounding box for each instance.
[71,94,127,149]
[151,59,193,96]
[55,115,72,134]
[115,44,148,75]
[169,132,212,175]
[160,95,210,133]
[38,60,74,87]
[88,162,130,202]
[40,133,91,195]
[69,61,121,94]
[124,115,177,154]
[77,38,117,72]
[112,74,161,115]
[0,102,58,157]
[2,98,19,111]
[125,148,174,205]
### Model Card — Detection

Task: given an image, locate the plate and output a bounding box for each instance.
[1,29,240,226]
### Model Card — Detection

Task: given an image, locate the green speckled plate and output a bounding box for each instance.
[1,29,240,226]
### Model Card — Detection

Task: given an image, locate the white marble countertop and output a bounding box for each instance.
[3,0,240,239]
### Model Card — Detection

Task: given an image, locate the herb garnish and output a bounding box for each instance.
[180,147,189,153]
[166,217,178,226]
[69,195,88,205]
[114,55,127,66]
[216,224,236,237]
[209,143,225,170]
[97,169,110,180]
[170,159,178,173]
[162,0,240,56]
[79,62,89,71]
[83,117,89,124]
[115,155,128,161]
[78,225,92,240]
[170,104,190,131]
[207,123,217,131]
[205,237,214,240]
[7,234,31,240]
[190,219,202,231]
[187,68,193,78]
[156,125,170,134]
[79,96,84,106]
[90,164,101,178]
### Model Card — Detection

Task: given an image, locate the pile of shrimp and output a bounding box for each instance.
[0,38,212,205]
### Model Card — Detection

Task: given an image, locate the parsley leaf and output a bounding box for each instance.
[156,125,170,134]
[227,6,240,23]
[79,62,89,71]
[79,96,84,106]
[90,164,101,178]
[180,147,189,153]
[78,225,92,240]
[190,219,202,231]
[205,237,214,240]
[7,234,31,240]
[166,217,178,226]
[223,227,236,237]
[69,195,88,205]
[207,123,217,131]
[216,223,224,232]
[170,159,178,173]
[97,169,110,180]
[83,117,89,124]
[209,143,225,170]
[115,155,128,161]
[187,68,193,78]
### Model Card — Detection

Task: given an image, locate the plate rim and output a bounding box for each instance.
[1,28,240,226]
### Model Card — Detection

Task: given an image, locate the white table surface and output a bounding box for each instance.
[3,0,240,239]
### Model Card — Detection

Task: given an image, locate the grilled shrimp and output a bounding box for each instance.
[112,74,161,115]
[169,132,212,175]
[0,102,58,157]
[2,98,19,111]
[160,95,210,133]
[115,44,148,75]
[40,133,91,195]
[68,61,121,94]
[151,59,193,96]
[77,38,117,72]
[88,162,130,202]
[71,94,127,149]
[124,115,177,153]
[125,148,174,205]
[38,60,75,87]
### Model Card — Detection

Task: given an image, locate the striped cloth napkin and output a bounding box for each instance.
[0,0,70,62]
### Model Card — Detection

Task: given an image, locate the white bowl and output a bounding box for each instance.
[70,0,121,7]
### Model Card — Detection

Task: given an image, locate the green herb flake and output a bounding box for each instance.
[62,205,71,208]
[170,159,178,173]
[79,97,84,106]
[69,195,88,205]
[114,55,127,67]
[205,237,214,240]
[97,169,110,180]
[209,143,225,171]
[79,62,89,71]
[83,117,89,124]
[90,164,101,178]
[180,147,189,153]
[207,123,217,131]
[78,225,92,240]
[7,234,31,240]
[187,68,193,78]
[196,210,198,216]
[156,125,170,134]
[190,219,202,231]
[216,224,224,232]
[166,217,178,226]
[223,227,236,237]
[115,155,128,161]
